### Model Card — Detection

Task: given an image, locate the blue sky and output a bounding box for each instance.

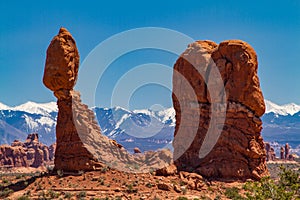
[1,0,299,109]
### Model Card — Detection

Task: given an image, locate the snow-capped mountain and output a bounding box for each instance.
[0,100,299,155]
[262,100,300,156]
[0,102,57,145]
[0,101,174,152]
[12,101,58,116]
[265,99,300,116]
[93,107,174,152]
[0,102,11,110]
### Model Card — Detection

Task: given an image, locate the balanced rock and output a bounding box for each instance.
[43,27,79,100]
[43,28,173,172]
[43,28,104,171]
[172,40,268,180]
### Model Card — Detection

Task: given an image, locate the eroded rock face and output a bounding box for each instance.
[0,133,53,168]
[173,40,268,180]
[43,28,173,172]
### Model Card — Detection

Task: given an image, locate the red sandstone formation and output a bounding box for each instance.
[280,147,285,159]
[43,28,104,171]
[269,148,276,161]
[0,133,53,168]
[43,28,172,172]
[48,143,56,161]
[285,143,290,159]
[265,142,276,161]
[172,40,268,180]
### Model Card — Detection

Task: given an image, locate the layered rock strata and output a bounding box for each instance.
[172,40,269,180]
[0,133,53,168]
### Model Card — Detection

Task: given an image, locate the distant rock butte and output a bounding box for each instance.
[172,40,269,180]
[0,133,54,168]
[43,27,172,172]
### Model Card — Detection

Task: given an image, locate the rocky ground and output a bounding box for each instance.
[1,166,241,200]
[0,161,298,200]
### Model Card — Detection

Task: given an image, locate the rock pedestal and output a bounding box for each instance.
[43,28,104,171]
[172,40,269,180]
[280,147,285,159]
[285,143,290,159]
[43,28,173,172]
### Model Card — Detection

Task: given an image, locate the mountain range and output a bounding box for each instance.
[0,100,299,155]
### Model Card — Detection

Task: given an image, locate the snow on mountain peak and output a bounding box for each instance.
[265,100,300,116]
[2,99,299,118]
[11,101,58,115]
[133,108,153,116]
[0,102,11,110]
[113,106,130,113]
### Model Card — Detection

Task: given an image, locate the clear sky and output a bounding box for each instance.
[1,0,299,109]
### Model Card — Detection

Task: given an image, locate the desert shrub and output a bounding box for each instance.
[126,183,138,193]
[36,182,43,191]
[37,190,46,199]
[46,165,54,172]
[0,188,13,198]
[77,191,86,198]
[64,192,73,199]
[48,189,59,198]
[2,178,10,184]
[78,170,84,175]
[98,177,105,185]
[100,166,109,173]
[182,186,187,195]
[200,196,211,200]
[214,195,221,200]
[17,195,30,200]
[224,187,244,200]
[177,197,188,200]
[16,174,23,179]
[57,169,64,177]
[243,166,300,200]
[23,181,28,186]
[146,182,153,188]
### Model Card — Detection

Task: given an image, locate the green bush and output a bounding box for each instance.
[243,166,300,200]
[0,188,13,198]
[17,195,30,200]
[64,192,73,199]
[177,197,188,200]
[48,190,59,198]
[126,184,138,193]
[145,182,153,188]
[77,191,86,198]
[224,187,245,200]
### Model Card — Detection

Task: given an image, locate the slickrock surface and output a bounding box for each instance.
[0,133,53,168]
[43,27,172,172]
[173,40,268,180]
